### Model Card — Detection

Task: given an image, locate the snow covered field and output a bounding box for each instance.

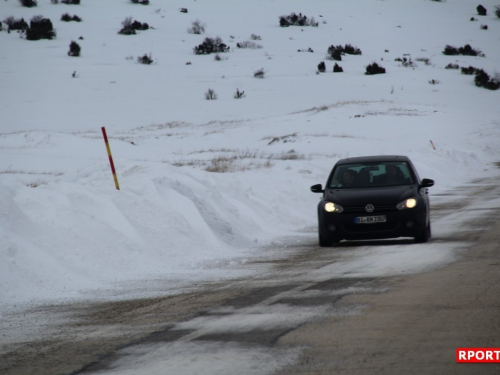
[1,0,499,311]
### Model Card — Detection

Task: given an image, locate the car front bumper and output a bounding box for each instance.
[318,208,427,241]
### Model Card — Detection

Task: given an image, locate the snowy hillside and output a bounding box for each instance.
[1,0,499,309]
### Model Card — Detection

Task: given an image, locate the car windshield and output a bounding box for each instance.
[329,162,415,188]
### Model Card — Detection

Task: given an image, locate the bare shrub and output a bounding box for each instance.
[445,63,459,70]
[188,19,205,34]
[428,79,440,85]
[254,68,265,78]
[317,61,326,72]
[250,34,261,40]
[416,57,431,65]
[130,0,149,4]
[61,0,80,4]
[234,89,245,99]
[205,88,218,100]
[496,6,500,18]
[236,41,262,49]
[137,53,153,64]
[395,56,416,67]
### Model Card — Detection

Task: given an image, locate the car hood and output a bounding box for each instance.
[325,185,416,206]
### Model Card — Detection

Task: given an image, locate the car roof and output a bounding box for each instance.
[335,155,411,165]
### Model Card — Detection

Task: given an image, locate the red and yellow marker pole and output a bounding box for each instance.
[101,127,120,190]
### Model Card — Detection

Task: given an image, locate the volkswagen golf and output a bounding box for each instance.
[310,155,434,246]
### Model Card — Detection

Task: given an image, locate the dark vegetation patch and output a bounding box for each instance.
[130,0,149,4]
[193,37,229,55]
[19,0,37,7]
[119,17,149,35]
[3,17,29,31]
[443,44,483,56]
[317,61,325,72]
[61,0,80,4]
[26,16,56,40]
[279,12,318,27]
[68,40,80,56]
[476,4,487,16]
[61,13,82,22]
[137,53,153,64]
[333,63,343,73]
[365,62,386,75]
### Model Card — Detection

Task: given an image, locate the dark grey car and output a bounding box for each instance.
[311,155,434,246]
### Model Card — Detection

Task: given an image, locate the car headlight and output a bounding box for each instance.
[397,198,417,210]
[325,202,344,213]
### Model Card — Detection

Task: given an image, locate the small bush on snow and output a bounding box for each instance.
[193,37,229,55]
[365,62,386,75]
[26,16,56,40]
[205,88,218,100]
[236,41,262,49]
[3,17,29,31]
[234,89,245,99]
[187,20,205,34]
[61,0,80,4]
[477,4,487,15]
[474,70,500,90]
[137,53,153,64]
[495,6,500,18]
[442,44,483,57]
[61,13,82,22]
[19,0,37,7]
[317,61,326,72]
[68,40,80,56]
[130,0,149,4]
[119,17,149,35]
[254,68,265,78]
[279,12,318,27]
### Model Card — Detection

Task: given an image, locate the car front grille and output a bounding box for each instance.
[342,204,398,214]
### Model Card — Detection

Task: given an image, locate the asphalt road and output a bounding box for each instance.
[1,177,499,375]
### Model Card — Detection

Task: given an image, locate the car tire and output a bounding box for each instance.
[414,222,431,243]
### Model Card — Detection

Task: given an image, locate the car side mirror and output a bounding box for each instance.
[310,184,324,193]
[420,178,434,188]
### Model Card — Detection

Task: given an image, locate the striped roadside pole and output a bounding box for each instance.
[101,127,120,190]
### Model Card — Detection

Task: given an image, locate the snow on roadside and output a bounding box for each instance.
[1,0,500,312]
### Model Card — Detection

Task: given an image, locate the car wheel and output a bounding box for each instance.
[414,222,431,243]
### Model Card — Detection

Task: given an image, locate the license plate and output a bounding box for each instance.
[355,215,387,224]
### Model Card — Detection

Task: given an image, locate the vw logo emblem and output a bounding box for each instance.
[365,204,375,213]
